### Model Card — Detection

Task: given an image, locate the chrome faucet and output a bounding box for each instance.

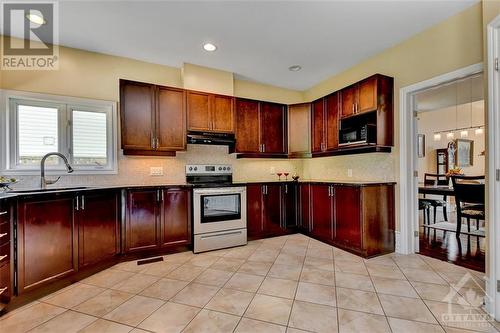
[40,152,74,189]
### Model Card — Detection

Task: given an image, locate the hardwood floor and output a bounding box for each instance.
[418,210,485,272]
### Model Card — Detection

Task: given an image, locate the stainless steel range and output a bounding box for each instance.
[186,164,247,253]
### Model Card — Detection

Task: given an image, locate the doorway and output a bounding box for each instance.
[414,74,485,272]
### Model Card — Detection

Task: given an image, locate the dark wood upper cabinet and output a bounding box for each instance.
[187,91,210,132]
[235,99,260,153]
[212,95,234,133]
[235,99,287,156]
[187,91,234,133]
[340,74,392,119]
[78,191,120,268]
[311,99,325,153]
[160,188,191,247]
[120,80,186,156]
[325,93,339,150]
[260,102,287,154]
[340,85,357,118]
[156,87,186,151]
[17,195,78,294]
[311,93,339,153]
[120,80,155,151]
[124,189,160,253]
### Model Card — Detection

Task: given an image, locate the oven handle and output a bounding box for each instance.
[200,230,243,239]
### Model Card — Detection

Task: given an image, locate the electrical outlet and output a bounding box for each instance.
[270,167,276,174]
[150,167,164,176]
[347,169,353,178]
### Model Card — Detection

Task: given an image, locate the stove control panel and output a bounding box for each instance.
[186,164,232,175]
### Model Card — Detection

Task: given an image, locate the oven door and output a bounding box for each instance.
[193,187,247,234]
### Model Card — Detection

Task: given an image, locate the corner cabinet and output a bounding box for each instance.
[311,93,339,154]
[235,99,287,157]
[120,80,186,156]
[187,91,234,133]
[299,182,395,258]
[124,187,191,253]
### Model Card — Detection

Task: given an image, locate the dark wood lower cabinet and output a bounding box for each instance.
[250,182,395,258]
[124,187,192,252]
[17,194,78,294]
[78,191,120,268]
[160,188,191,247]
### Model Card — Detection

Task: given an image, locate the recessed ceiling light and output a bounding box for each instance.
[288,65,302,72]
[203,43,217,52]
[26,12,46,25]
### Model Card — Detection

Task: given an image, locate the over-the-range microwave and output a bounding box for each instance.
[339,124,377,147]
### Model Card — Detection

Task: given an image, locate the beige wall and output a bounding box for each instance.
[0,39,304,186]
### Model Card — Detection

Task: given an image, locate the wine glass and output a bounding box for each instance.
[284,172,289,181]
[277,172,283,181]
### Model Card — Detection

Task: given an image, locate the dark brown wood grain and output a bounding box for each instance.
[310,184,333,242]
[156,86,186,151]
[260,102,287,154]
[325,92,339,150]
[311,98,325,153]
[334,186,361,248]
[246,184,264,238]
[160,188,192,247]
[235,99,260,153]
[78,191,120,268]
[187,91,211,132]
[212,95,234,133]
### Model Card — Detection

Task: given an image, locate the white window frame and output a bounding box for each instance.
[1,90,118,175]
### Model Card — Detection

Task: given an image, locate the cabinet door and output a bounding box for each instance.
[357,76,378,113]
[125,189,160,252]
[246,184,264,237]
[311,99,325,153]
[340,85,356,118]
[334,186,361,248]
[310,185,333,242]
[212,95,234,133]
[263,184,283,235]
[17,195,77,294]
[78,191,120,268]
[120,80,155,151]
[160,188,191,247]
[187,91,211,132]
[235,99,260,153]
[156,87,186,151]
[288,103,311,156]
[299,184,311,232]
[325,93,339,150]
[282,183,297,229]
[261,102,287,154]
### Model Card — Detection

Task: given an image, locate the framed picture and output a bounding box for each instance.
[417,134,425,158]
[456,139,474,167]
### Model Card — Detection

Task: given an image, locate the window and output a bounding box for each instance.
[4,93,117,174]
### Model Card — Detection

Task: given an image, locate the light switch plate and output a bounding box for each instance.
[347,169,353,177]
[150,167,164,176]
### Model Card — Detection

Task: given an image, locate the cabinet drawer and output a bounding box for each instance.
[0,242,9,266]
[0,222,9,246]
[0,261,11,302]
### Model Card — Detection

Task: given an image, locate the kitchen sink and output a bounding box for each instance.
[9,186,90,193]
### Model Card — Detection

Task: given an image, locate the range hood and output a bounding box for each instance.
[187,131,235,153]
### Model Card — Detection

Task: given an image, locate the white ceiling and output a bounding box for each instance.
[8,0,479,90]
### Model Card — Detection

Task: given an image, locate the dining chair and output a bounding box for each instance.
[420,173,449,223]
[451,175,485,253]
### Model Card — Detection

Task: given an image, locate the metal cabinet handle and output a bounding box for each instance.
[262,144,265,152]
[0,254,7,261]
[156,138,160,148]
[0,233,7,238]
[75,196,79,211]
[81,195,85,210]
[161,190,164,202]
[151,136,155,149]
[0,211,7,216]
[352,103,355,113]
[0,287,7,294]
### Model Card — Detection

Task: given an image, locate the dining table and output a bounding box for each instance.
[418,184,455,197]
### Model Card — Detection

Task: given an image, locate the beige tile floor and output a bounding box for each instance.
[0,234,496,333]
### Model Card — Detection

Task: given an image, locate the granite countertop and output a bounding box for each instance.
[0,179,396,199]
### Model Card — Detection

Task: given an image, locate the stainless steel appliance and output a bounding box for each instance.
[339,123,377,147]
[186,164,247,253]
